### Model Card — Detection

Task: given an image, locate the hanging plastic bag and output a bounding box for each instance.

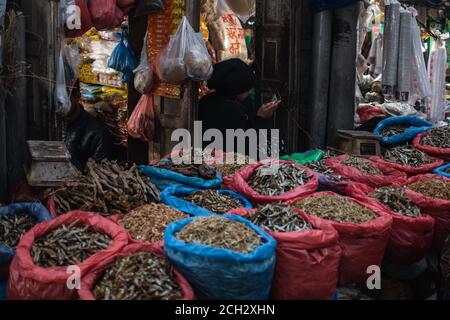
[426,39,447,123]
[54,44,78,115]
[374,116,433,147]
[133,32,154,95]
[135,0,164,17]
[108,30,138,82]
[127,94,155,142]
[89,0,124,31]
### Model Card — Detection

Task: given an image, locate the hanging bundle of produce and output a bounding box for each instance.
[161,185,252,216]
[374,116,432,147]
[396,9,413,101]
[78,244,195,300]
[0,203,52,281]
[346,183,434,265]
[127,94,155,142]
[108,29,138,82]
[233,160,318,204]
[134,32,154,95]
[381,1,400,98]
[402,174,450,251]
[326,155,406,188]
[47,159,160,216]
[413,126,450,161]
[7,212,129,300]
[290,192,392,285]
[164,215,276,299]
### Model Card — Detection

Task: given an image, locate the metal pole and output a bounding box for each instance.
[308,9,332,149]
[326,3,359,147]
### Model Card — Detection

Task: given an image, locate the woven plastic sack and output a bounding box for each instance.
[370,154,445,176]
[413,129,450,161]
[346,182,434,265]
[135,0,164,16]
[160,185,253,216]
[164,214,277,300]
[374,116,432,147]
[108,30,137,82]
[228,207,341,300]
[232,159,319,205]
[0,203,52,281]
[7,212,129,300]
[287,192,393,285]
[89,0,124,31]
[310,0,361,13]
[127,94,155,142]
[401,174,450,252]
[78,243,195,300]
[325,155,407,188]
[434,164,450,179]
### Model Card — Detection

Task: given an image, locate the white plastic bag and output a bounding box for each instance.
[133,32,154,94]
[426,39,447,123]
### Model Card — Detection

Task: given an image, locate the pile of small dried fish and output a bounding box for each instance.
[322,149,344,160]
[407,179,450,201]
[120,204,188,243]
[380,124,409,137]
[0,214,37,249]
[421,126,450,148]
[31,220,112,268]
[246,203,313,233]
[155,161,216,180]
[93,252,182,300]
[176,216,264,254]
[49,159,160,216]
[183,190,243,214]
[305,161,342,182]
[343,156,383,175]
[382,145,432,167]
[295,194,378,224]
[212,153,250,178]
[247,163,311,196]
[445,167,450,174]
[369,187,422,218]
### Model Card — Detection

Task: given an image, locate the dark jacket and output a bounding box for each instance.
[65,108,114,171]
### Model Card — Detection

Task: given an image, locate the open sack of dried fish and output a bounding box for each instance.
[233,160,318,204]
[229,204,341,300]
[305,161,348,194]
[326,155,406,188]
[374,116,432,147]
[208,151,252,190]
[164,215,276,300]
[402,174,450,251]
[290,192,393,285]
[346,183,434,265]
[434,164,450,179]
[78,244,195,300]
[47,159,160,216]
[0,203,52,281]
[161,185,252,216]
[140,159,222,191]
[7,212,129,300]
[370,145,444,175]
[414,126,450,160]
[119,204,188,244]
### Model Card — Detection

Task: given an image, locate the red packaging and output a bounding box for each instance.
[413,131,450,161]
[369,155,445,176]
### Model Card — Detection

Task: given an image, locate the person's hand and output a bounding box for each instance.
[257,100,282,119]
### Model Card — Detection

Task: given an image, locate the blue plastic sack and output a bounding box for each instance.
[374,116,432,147]
[164,214,277,300]
[161,185,253,216]
[310,0,361,13]
[0,202,52,280]
[108,30,137,83]
[433,164,450,179]
[139,161,223,191]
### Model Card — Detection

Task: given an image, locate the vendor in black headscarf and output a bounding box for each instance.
[199,59,281,152]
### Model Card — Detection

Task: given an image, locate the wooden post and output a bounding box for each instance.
[0,9,6,200]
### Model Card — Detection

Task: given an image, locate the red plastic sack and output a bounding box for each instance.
[127,94,155,142]
[346,182,435,265]
[413,131,450,161]
[228,208,341,300]
[326,155,407,188]
[65,0,94,38]
[7,211,129,300]
[369,155,445,176]
[401,174,450,252]
[287,192,393,285]
[78,243,195,300]
[232,159,319,205]
[89,0,124,31]
[357,104,384,124]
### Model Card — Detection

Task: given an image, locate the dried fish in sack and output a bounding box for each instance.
[183,190,243,214]
[369,187,422,218]
[154,161,217,180]
[421,126,450,148]
[407,178,450,201]
[176,215,264,254]
[343,156,383,175]
[247,163,312,196]
[93,252,182,300]
[211,153,250,178]
[294,194,378,224]
[0,214,37,249]
[445,167,450,175]
[30,220,112,268]
[246,203,313,233]
[382,145,433,167]
[120,204,188,243]
[305,161,343,182]
[380,124,410,137]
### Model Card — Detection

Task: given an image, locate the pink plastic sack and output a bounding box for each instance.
[370,155,445,176]
[89,0,124,31]
[127,94,155,143]
[413,130,450,161]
